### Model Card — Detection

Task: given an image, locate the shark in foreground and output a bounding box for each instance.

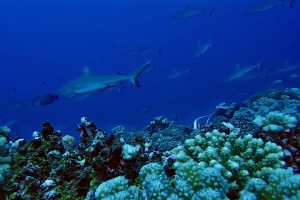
[57,60,152,99]
[225,57,267,82]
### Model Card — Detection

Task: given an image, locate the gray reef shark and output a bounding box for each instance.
[192,41,212,57]
[225,57,267,82]
[167,67,193,79]
[173,6,216,19]
[4,100,31,110]
[128,47,162,56]
[264,60,300,77]
[243,0,296,15]
[57,60,152,99]
[276,60,300,73]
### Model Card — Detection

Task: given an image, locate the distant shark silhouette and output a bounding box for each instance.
[243,0,295,15]
[173,6,216,19]
[225,57,267,82]
[57,60,152,99]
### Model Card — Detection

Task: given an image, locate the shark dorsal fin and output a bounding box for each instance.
[207,41,212,47]
[82,66,90,77]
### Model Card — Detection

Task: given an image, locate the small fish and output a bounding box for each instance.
[273,79,285,85]
[243,0,294,15]
[192,42,212,57]
[193,112,215,129]
[142,107,150,114]
[173,6,216,19]
[32,94,59,106]
[215,102,228,109]
[167,67,193,79]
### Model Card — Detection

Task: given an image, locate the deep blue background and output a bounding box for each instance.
[1,0,299,141]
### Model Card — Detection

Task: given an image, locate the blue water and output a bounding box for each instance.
[1,0,299,141]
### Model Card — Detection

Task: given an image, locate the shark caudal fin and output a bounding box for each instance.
[258,56,268,69]
[288,0,296,8]
[130,60,152,87]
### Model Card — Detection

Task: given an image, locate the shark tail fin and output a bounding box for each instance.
[130,60,152,87]
[287,0,296,8]
[208,9,216,17]
[259,56,268,69]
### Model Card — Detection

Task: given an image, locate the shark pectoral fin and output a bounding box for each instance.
[130,60,152,87]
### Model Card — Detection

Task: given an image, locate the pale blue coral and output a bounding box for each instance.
[95,161,228,200]
[94,129,300,199]
[249,88,300,132]
[254,111,297,132]
[94,176,146,200]
[240,168,300,199]
[171,129,295,194]
[139,163,172,199]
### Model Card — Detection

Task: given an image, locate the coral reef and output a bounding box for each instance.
[2,88,300,199]
[240,167,300,199]
[94,129,300,199]
[94,161,229,200]
[112,116,197,152]
[0,126,12,199]
[211,88,300,136]
[5,118,156,199]
[207,88,300,173]
[171,129,289,198]
[228,107,259,137]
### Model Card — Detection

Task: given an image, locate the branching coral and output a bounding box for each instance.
[95,161,229,200]
[170,129,299,198]
[94,129,300,199]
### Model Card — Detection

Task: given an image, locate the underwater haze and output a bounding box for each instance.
[1,0,299,140]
